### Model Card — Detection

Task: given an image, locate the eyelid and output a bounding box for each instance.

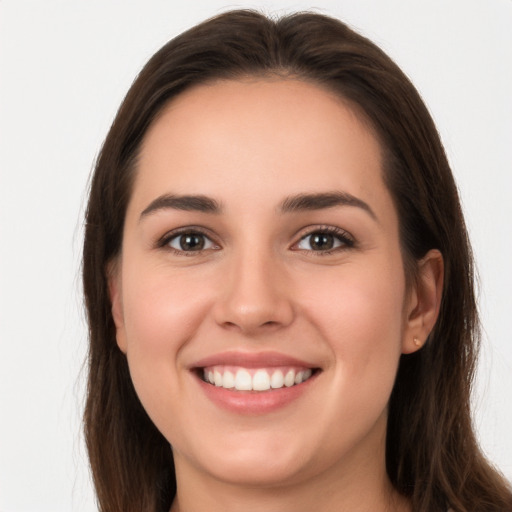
[291,225,355,253]
[156,226,220,252]
[154,224,354,255]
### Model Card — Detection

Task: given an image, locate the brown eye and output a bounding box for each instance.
[296,229,354,252]
[309,233,335,250]
[167,232,216,252]
[179,234,205,251]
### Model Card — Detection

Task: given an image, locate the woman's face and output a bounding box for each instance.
[110,79,428,489]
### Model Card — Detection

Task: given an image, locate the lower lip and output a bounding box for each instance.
[195,372,318,415]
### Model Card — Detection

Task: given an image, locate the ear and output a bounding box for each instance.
[107,260,127,354]
[402,249,444,354]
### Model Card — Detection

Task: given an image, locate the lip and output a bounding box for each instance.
[190,350,321,415]
[190,350,318,370]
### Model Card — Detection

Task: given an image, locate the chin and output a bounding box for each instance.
[205,451,308,487]
[178,429,316,487]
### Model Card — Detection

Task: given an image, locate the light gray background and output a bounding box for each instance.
[0,1,511,510]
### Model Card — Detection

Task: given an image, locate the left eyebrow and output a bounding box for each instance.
[140,194,222,220]
[279,191,377,221]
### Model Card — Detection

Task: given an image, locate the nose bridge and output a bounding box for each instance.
[214,243,294,333]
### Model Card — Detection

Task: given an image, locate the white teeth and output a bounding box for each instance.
[203,367,314,391]
[222,370,235,389]
[270,370,284,389]
[252,370,271,391]
[234,369,252,391]
[284,370,295,387]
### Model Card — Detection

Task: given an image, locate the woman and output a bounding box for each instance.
[82,10,512,512]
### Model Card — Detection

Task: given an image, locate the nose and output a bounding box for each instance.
[212,249,295,335]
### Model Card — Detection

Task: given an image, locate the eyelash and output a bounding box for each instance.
[292,225,355,255]
[157,227,219,256]
[157,225,355,256]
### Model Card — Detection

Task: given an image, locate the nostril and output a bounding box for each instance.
[222,321,242,331]
[220,318,284,333]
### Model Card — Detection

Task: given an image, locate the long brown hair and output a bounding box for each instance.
[82,10,512,512]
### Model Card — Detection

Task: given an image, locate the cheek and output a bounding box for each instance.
[122,263,211,354]
[119,263,214,422]
[306,258,405,335]
[301,259,406,393]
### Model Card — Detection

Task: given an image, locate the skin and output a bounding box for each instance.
[110,79,443,512]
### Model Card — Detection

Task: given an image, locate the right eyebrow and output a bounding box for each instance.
[279,191,377,222]
[139,194,222,220]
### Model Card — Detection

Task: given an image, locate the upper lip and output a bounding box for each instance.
[190,350,319,369]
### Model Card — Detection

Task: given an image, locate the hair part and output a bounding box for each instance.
[83,10,512,512]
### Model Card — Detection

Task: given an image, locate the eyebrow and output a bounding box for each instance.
[140,194,222,219]
[280,191,377,221]
[139,191,377,221]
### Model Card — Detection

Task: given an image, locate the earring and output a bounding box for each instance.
[413,337,422,347]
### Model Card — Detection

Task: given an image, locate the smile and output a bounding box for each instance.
[191,351,321,414]
[201,366,314,391]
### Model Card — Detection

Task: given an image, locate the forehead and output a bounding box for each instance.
[132,79,389,215]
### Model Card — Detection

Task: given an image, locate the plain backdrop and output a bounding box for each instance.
[0,1,511,510]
